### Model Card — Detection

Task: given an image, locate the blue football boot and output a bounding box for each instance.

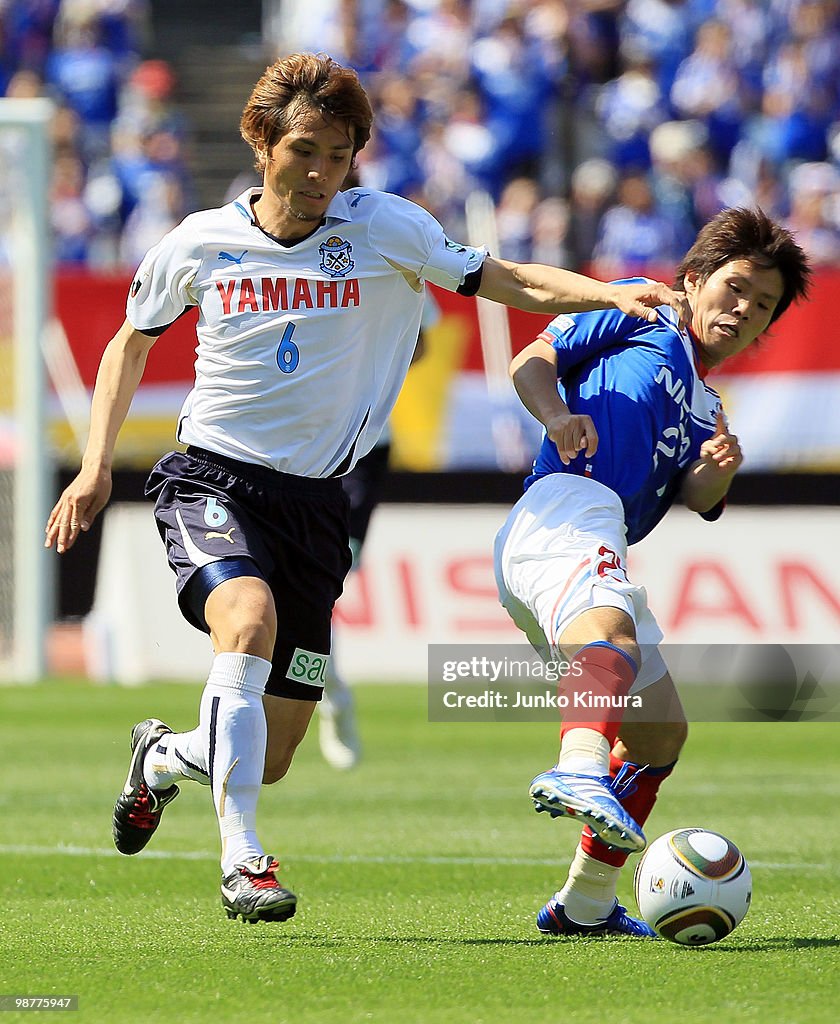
[537,896,657,938]
[529,768,646,852]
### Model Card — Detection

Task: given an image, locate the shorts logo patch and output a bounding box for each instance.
[286,648,329,687]
[205,527,236,544]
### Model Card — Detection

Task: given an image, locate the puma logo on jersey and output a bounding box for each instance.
[218,250,248,265]
[349,192,370,208]
[205,527,236,543]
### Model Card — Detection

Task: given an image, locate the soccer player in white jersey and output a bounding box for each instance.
[46,52,689,924]
[494,207,811,936]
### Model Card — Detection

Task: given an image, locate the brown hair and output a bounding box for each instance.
[241,53,373,170]
[674,207,811,323]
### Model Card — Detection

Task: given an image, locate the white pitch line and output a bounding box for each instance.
[0,844,829,871]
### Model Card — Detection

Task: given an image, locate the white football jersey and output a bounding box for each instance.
[127,187,487,476]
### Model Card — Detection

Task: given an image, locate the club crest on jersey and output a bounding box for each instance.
[319,235,354,278]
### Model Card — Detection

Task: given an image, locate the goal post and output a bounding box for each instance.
[0,98,54,682]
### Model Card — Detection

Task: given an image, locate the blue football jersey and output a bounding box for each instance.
[525,280,723,544]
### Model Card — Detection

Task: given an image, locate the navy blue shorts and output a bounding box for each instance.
[145,447,352,700]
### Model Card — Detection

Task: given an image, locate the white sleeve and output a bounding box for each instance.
[368,193,487,293]
[126,220,202,332]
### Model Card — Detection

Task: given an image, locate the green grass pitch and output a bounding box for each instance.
[1,680,837,1023]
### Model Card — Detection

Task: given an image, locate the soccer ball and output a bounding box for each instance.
[633,828,752,945]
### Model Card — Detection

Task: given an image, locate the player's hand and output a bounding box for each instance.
[611,282,691,326]
[545,412,598,465]
[698,411,743,475]
[44,466,112,554]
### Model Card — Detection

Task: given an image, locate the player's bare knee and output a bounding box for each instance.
[221,618,276,658]
[558,609,640,670]
[608,635,641,673]
[205,577,277,658]
[207,601,277,659]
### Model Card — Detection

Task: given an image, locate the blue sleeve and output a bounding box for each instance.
[544,308,635,376]
[541,278,657,377]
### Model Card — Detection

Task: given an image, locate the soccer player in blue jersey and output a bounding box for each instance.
[495,207,811,936]
[45,52,688,924]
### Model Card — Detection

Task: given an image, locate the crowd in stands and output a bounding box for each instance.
[2,0,840,272]
[1,0,191,267]
[270,0,840,272]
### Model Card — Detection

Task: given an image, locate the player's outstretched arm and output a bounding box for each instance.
[476,257,690,324]
[510,339,598,464]
[45,320,158,554]
[681,411,743,513]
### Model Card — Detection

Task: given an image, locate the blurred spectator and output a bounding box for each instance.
[670,20,745,161]
[441,85,500,192]
[648,119,719,247]
[366,0,419,72]
[568,157,618,265]
[0,0,60,90]
[619,0,696,94]
[50,102,83,162]
[751,36,834,164]
[714,0,772,98]
[4,67,44,98]
[405,0,473,78]
[118,59,186,140]
[112,124,191,226]
[50,150,93,263]
[784,161,840,265]
[521,0,573,79]
[531,194,570,267]
[87,0,150,72]
[723,139,786,216]
[414,117,473,238]
[370,72,423,195]
[592,171,683,277]
[45,12,122,159]
[470,11,556,187]
[495,175,540,262]
[596,56,667,169]
[119,168,184,267]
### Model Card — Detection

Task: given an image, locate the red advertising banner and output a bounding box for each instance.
[52,270,839,471]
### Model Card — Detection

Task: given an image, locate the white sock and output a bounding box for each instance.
[144,727,210,789]
[201,652,272,875]
[556,727,611,776]
[556,842,621,925]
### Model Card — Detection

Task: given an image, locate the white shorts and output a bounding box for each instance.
[494,474,666,692]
